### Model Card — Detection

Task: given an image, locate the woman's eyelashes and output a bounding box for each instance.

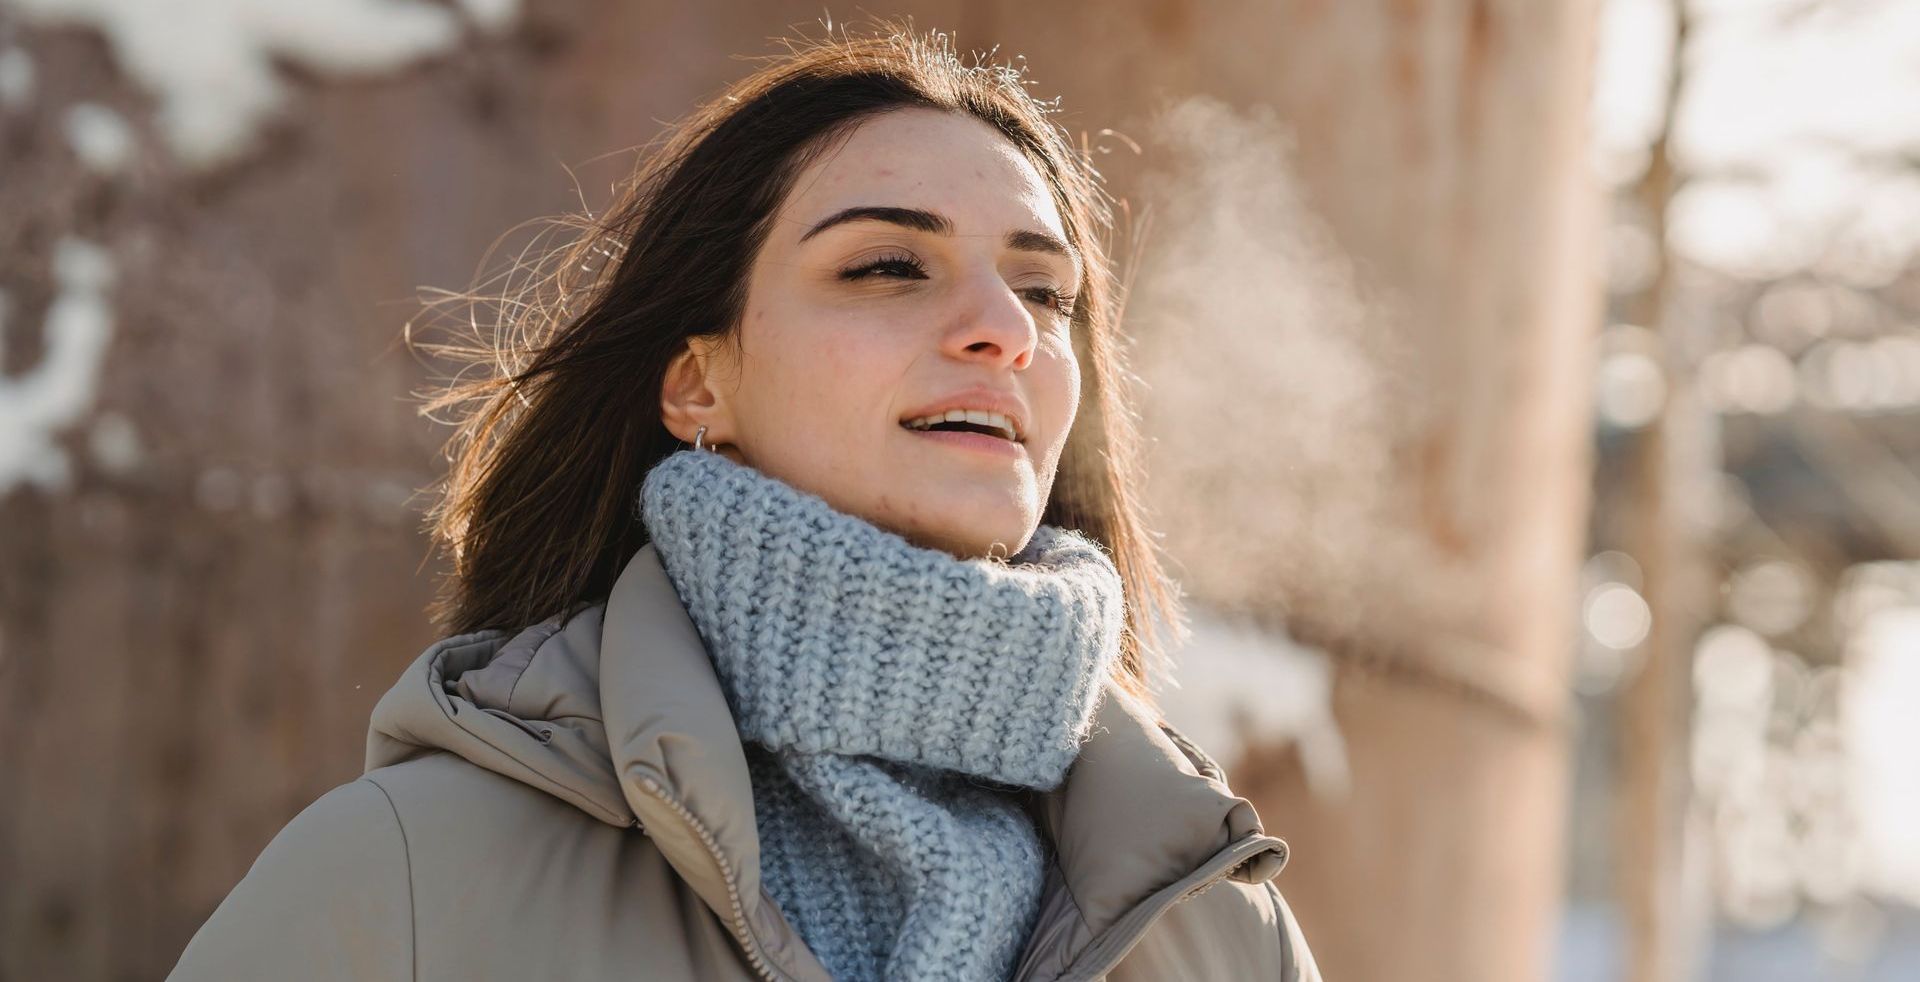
[838,252,927,282]
[837,253,1077,319]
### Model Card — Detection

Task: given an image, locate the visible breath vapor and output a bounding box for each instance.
[1125,95,1428,648]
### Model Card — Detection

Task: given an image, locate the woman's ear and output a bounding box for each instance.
[660,336,737,447]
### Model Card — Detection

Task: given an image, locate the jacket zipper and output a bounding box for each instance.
[632,770,1276,982]
[630,775,786,982]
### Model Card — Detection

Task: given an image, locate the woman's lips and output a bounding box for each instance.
[901,425,1027,458]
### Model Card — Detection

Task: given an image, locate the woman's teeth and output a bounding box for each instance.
[901,409,1019,442]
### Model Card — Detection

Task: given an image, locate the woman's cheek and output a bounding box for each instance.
[1040,346,1081,452]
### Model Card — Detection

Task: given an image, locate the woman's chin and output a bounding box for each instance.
[893,511,1036,561]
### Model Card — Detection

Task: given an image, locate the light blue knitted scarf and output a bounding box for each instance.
[638,448,1125,981]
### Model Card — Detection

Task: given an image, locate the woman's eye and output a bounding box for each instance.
[1026,286,1078,319]
[838,256,1075,320]
[839,255,927,281]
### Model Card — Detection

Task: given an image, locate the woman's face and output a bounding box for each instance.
[662,107,1083,560]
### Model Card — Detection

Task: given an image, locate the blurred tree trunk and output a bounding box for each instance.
[1209,5,1603,980]
[1617,3,1710,981]
[972,2,1605,980]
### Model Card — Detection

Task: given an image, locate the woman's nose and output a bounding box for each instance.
[944,274,1037,370]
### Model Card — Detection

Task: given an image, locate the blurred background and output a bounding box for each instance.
[1,1,1915,980]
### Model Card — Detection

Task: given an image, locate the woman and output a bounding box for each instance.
[169,22,1320,982]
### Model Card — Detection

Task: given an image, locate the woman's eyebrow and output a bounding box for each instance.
[798,205,1079,265]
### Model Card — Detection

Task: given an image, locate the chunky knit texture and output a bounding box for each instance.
[637,448,1126,981]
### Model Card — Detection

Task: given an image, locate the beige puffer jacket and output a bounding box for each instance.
[167,542,1321,981]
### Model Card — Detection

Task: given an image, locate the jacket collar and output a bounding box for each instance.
[367,543,1287,981]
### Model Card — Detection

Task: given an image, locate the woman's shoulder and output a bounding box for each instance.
[362,750,628,864]
[172,754,654,981]
[168,778,414,980]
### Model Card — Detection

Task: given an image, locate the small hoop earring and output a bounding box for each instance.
[693,425,710,452]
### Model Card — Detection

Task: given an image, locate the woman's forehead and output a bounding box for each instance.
[780,109,1067,242]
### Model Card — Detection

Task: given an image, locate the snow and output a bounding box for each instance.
[0,0,526,499]
[0,45,33,109]
[0,238,116,494]
[1157,608,1348,797]
[86,410,140,475]
[62,101,134,174]
[6,0,522,170]
[1843,605,1920,907]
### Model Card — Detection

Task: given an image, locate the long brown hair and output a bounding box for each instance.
[409,18,1182,704]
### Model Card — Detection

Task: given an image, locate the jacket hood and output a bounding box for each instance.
[365,543,1287,978]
